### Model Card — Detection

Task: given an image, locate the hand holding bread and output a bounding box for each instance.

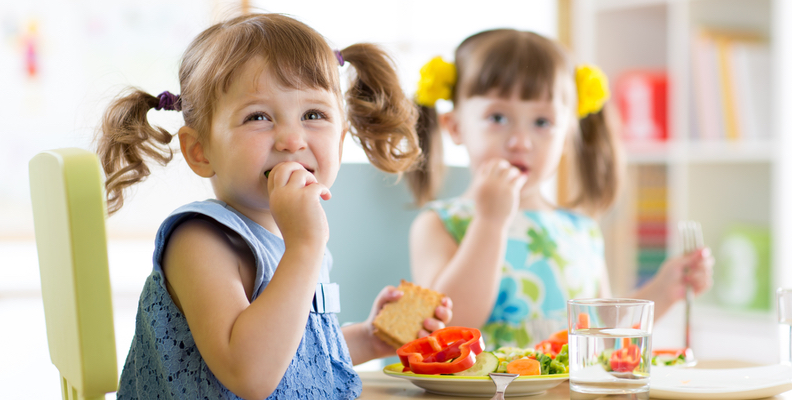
[371,280,452,348]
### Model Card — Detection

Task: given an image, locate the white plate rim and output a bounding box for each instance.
[649,364,792,399]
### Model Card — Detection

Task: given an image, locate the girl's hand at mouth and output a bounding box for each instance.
[266,161,332,248]
[471,158,528,225]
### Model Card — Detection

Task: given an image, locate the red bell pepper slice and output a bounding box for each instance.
[422,338,466,363]
[652,348,688,358]
[534,340,564,358]
[397,327,484,375]
[610,343,641,372]
[534,329,568,358]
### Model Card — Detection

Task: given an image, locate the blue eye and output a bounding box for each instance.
[245,112,269,122]
[303,110,327,121]
[488,113,507,124]
[535,117,552,128]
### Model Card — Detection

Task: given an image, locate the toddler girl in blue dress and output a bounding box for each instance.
[96,13,451,399]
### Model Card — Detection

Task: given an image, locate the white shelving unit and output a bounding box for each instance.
[573,0,791,362]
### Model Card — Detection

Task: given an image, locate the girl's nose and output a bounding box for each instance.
[506,129,532,151]
[274,126,308,153]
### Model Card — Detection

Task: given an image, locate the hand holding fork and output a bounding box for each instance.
[678,221,705,364]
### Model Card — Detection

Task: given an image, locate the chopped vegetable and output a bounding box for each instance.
[534,329,568,358]
[534,339,565,358]
[422,339,465,363]
[396,327,484,375]
[555,344,569,366]
[491,343,568,375]
[610,344,641,373]
[598,349,614,371]
[548,359,567,374]
[496,360,510,373]
[536,352,553,374]
[453,351,499,376]
[576,312,590,329]
[549,329,568,342]
[651,348,689,366]
[506,358,541,376]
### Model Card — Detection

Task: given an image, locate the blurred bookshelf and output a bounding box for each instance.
[573,0,792,321]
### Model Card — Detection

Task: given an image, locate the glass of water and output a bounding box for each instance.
[568,299,654,400]
[779,289,792,365]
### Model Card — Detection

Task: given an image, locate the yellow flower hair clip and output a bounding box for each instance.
[416,56,457,107]
[575,64,610,118]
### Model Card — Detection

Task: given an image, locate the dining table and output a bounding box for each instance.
[357,360,792,400]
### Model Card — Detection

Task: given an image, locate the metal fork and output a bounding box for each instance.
[489,373,518,400]
[678,221,703,361]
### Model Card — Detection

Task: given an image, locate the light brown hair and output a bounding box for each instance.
[96,13,420,215]
[407,29,622,215]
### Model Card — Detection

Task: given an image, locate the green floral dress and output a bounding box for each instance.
[428,198,605,350]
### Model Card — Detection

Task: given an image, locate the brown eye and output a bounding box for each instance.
[245,112,269,122]
[303,110,326,121]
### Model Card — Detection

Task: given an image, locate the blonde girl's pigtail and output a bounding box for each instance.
[339,44,421,174]
[570,65,623,215]
[96,89,179,215]
[406,56,457,206]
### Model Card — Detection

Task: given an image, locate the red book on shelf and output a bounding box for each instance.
[615,70,668,142]
[637,222,667,237]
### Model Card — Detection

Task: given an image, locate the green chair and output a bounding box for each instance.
[29,148,117,400]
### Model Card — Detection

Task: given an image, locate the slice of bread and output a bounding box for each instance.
[373,280,445,348]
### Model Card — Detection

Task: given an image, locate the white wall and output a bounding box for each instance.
[1,0,557,240]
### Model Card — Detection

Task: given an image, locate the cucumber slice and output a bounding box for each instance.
[453,351,499,376]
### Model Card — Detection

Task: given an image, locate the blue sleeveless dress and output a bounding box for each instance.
[117,199,361,399]
[428,198,605,350]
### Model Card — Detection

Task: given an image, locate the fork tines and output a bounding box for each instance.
[678,221,703,254]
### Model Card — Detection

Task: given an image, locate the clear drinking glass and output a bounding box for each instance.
[568,299,654,400]
[779,289,792,365]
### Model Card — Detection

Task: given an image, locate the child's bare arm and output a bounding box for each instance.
[162,219,324,400]
[410,159,525,329]
[163,162,331,400]
[409,210,507,329]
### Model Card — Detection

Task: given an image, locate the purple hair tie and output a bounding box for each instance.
[334,49,344,67]
[155,91,181,111]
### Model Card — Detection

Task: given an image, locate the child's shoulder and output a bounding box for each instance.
[524,208,600,231]
[419,197,474,243]
[549,209,603,241]
[551,208,598,224]
[159,199,261,239]
[424,196,473,216]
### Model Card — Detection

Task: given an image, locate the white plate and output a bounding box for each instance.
[650,364,792,399]
[383,363,568,397]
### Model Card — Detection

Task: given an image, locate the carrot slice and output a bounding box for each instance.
[577,312,590,329]
[506,358,541,376]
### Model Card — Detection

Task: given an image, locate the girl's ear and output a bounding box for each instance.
[178,126,214,178]
[440,111,463,145]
